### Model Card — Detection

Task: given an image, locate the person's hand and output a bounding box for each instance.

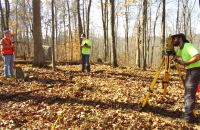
[178,60,185,66]
[81,45,86,48]
[11,44,15,48]
[174,59,185,66]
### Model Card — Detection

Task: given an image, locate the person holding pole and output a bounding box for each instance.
[0,30,16,78]
[172,33,200,124]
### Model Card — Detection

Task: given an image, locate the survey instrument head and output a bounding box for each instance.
[165,35,175,55]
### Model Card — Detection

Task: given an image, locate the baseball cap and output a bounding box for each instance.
[171,33,189,43]
[80,34,86,38]
[3,30,10,34]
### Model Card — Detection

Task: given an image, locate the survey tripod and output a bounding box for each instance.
[142,51,197,118]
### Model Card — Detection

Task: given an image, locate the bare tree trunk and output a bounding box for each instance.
[151,1,161,66]
[188,1,195,43]
[5,0,10,30]
[147,8,151,66]
[26,26,30,58]
[110,0,118,67]
[82,0,85,34]
[106,0,109,62]
[0,0,10,31]
[51,0,55,70]
[137,24,141,68]
[55,5,58,60]
[161,0,165,57]
[67,0,73,61]
[101,0,107,62]
[189,12,192,43]
[15,0,18,55]
[125,0,129,65]
[136,2,142,68]
[77,0,83,45]
[23,1,27,58]
[115,7,118,61]
[176,0,180,34]
[182,0,188,35]
[142,0,147,71]
[0,2,5,36]
[63,4,66,51]
[86,0,92,39]
[33,0,45,67]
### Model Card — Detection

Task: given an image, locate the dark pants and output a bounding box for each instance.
[184,68,200,122]
[81,54,90,72]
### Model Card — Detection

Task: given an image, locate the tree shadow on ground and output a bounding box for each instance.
[0,91,185,120]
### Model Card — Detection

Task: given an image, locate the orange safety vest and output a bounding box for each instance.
[1,38,16,55]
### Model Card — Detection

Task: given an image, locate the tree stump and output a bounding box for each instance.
[14,66,24,80]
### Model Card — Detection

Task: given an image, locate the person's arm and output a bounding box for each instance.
[81,40,91,49]
[85,46,91,49]
[85,40,91,49]
[177,54,200,66]
[1,40,15,49]
[173,55,181,60]
[80,44,91,49]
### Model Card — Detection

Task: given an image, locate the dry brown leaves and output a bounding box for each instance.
[0,63,199,129]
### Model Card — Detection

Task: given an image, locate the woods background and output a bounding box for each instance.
[0,0,200,70]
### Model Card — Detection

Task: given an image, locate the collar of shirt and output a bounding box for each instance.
[180,42,186,50]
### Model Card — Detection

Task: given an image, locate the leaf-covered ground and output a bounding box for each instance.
[0,62,200,129]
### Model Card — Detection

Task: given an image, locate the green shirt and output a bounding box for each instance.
[176,43,200,69]
[81,39,91,54]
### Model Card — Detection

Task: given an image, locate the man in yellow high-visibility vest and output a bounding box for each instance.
[80,34,91,73]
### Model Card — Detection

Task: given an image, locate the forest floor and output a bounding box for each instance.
[0,61,200,129]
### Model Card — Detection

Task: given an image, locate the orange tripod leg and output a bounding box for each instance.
[142,56,165,107]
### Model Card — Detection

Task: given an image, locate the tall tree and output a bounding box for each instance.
[55,4,58,60]
[82,0,85,34]
[110,0,118,67]
[32,0,45,67]
[136,23,141,68]
[86,0,92,39]
[147,8,151,66]
[176,0,180,34]
[161,0,165,57]
[125,0,129,65]
[62,1,67,51]
[0,0,10,31]
[136,2,142,68]
[151,1,161,66]
[142,0,147,71]
[66,0,73,60]
[77,0,83,45]
[106,0,109,62]
[182,0,188,35]
[52,0,55,70]
[101,0,107,62]
[15,0,18,53]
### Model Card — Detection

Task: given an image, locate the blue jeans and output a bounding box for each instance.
[81,54,90,72]
[2,54,14,78]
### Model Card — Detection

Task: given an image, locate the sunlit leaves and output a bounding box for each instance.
[0,63,199,129]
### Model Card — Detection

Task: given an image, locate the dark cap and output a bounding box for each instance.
[80,34,86,38]
[171,33,189,43]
